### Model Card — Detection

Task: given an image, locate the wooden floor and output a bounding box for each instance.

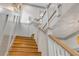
[8,36,41,56]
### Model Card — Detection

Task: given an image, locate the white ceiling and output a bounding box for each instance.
[0,3,12,7]
[23,3,49,9]
[30,3,49,7]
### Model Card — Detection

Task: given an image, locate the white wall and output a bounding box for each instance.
[37,29,48,56]
[21,5,41,23]
[61,3,75,16]
[15,23,39,37]
[15,23,30,36]
[64,34,79,49]
[15,4,41,36]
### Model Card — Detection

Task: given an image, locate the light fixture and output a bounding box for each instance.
[6,3,22,12]
[7,6,14,11]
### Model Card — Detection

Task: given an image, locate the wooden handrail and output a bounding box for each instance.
[48,35,79,56]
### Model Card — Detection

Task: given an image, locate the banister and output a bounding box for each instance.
[48,35,79,56]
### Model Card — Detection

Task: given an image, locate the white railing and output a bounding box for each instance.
[48,36,70,56]
[48,35,79,56]
[0,9,20,55]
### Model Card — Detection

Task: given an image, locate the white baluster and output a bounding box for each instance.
[56,44,61,56]
[65,51,70,56]
[58,46,65,56]
[60,47,70,56]
[48,37,71,56]
[51,40,55,56]
[48,39,55,56]
[53,42,57,56]
[60,48,66,56]
[54,43,58,56]
[48,39,52,56]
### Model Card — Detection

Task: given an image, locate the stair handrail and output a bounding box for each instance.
[48,35,79,56]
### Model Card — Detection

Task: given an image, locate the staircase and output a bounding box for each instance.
[8,36,41,56]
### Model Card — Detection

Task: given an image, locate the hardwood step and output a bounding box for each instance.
[12,46,38,49]
[10,47,38,52]
[13,42,37,46]
[15,36,33,39]
[13,41,37,46]
[12,44,37,48]
[14,40,36,43]
[15,38,34,40]
[14,39,36,43]
[15,38,35,40]
[8,51,41,56]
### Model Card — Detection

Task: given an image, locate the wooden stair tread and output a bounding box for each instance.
[8,51,41,56]
[14,39,36,43]
[12,45,37,48]
[15,38,35,40]
[10,48,38,52]
[16,36,32,38]
[13,43,37,46]
[15,36,33,39]
[12,46,38,49]
[12,46,37,49]
[13,41,37,45]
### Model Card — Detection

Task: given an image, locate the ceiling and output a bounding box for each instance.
[23,3,49,9]
[0,3,12,7]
